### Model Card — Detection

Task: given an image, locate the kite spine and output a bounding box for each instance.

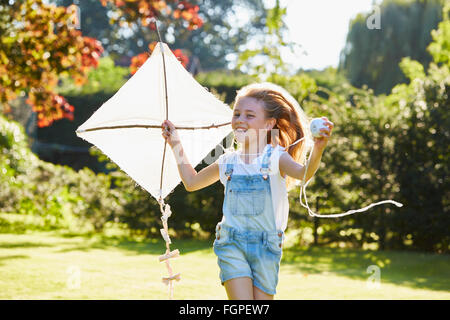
[154,19,180,300]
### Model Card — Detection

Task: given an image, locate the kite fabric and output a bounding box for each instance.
[76,41,233,299]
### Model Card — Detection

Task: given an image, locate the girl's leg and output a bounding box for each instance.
[253,285,274,300]
[224,277,254,300]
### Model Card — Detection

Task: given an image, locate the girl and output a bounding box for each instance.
[161,82,334,300]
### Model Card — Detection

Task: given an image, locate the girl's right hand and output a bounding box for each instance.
[161,120,180,148]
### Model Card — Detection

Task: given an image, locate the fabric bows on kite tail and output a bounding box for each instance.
[157,199,181,299]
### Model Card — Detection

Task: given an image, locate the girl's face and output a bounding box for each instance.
[232,96,275,145]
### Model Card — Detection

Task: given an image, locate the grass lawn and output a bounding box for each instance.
[0,231,449,300]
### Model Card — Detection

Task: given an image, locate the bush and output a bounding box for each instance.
[0,115,121,233]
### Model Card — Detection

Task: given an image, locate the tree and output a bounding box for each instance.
[0,0,203,127]
[236,0,301,80]
[386,2,450,252]
[55,0,268,71]
[170,0,267,70]
[339,0,444,94]
[0,0,103,127]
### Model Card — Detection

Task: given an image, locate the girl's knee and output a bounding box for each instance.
[253,285,274,300]
[224,277,254,300]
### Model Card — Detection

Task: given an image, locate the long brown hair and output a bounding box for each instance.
[234,82,313,190]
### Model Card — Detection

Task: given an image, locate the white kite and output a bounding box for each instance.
[76,40,232,299]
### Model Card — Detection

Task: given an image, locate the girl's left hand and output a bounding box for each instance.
[313,116,334,151]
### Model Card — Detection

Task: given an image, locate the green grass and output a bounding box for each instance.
[0,231,449,299]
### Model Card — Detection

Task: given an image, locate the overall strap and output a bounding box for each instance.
[260,144,273,180]
[224,160,234,181]
[225,145,272,181]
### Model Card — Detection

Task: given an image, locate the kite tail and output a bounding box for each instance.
[297,147,404,218]
[157,197,181,299]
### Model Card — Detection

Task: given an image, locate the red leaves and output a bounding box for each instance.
[26,89,75,128]
[129,42,189,75]
[171,49,189,67]
[174,2,202,30]
[80,37,104,70]
[0,0,104,128]
[100,0,203,30]
[1,0,201,128]
[130,52,150,75]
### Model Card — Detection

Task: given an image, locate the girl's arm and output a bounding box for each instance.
[161,120,220,192]
[279,117,333,183]
[171,143,220,191]
[279,147,324,184]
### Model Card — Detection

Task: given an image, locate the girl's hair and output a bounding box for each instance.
[234,82,313,191]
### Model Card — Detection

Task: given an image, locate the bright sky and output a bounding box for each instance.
[270,0,382,70]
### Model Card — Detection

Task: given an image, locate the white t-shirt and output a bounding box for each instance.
[217,144,290,232]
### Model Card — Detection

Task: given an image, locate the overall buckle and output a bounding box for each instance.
[260,167,270,180]
[225,168,233,180]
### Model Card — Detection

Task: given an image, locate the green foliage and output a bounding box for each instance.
[236,0,300,79]
[0,115,123,233]
[194,69,318,106]
[3,55,448,251]
[0,113,33,173]
[195,70,258,88]
[266,73,318,102]
[427,2,450,67]
[2,2,449,252]
[170,0,268,71]
[289,77,401,250]
[55,0,268,71]
[57,56,129,96]
[285,7,449,252]
[313,5,450,252]
[399,57,426,80]
[340,0,444,94]
[266,2,287,35]
[302,67,351,92]
[195,70,258,104]
[386,58,449,252]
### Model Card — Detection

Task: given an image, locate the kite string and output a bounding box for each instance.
[294,138,404,218]
[216,137,403,217]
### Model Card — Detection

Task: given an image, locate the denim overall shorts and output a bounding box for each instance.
[213,144,285,295]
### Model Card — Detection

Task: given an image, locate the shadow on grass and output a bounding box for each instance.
[0,254,29,266]
[54,232,214,256]
[281,246,450,292]
[2,231,449,293]
[0,229,214,255]
[54,233,450,292]
[0,242,54,249]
